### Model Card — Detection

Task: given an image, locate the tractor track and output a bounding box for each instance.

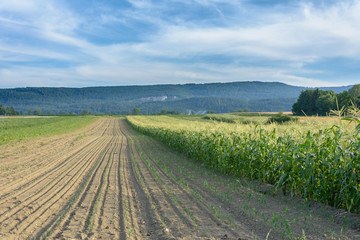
[1,118,358,239]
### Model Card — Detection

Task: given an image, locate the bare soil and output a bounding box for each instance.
[0,118,359,239]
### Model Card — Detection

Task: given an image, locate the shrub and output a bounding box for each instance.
[266,112,297,124]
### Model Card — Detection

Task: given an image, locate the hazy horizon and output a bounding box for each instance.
[0,80,354,90]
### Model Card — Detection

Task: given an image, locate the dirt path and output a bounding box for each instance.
[0,118,359,239]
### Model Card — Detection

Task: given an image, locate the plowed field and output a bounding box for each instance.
[0,118,359,239]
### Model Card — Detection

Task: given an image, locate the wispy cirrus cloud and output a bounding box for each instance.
[0,0,359,88]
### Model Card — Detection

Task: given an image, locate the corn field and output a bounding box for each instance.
[127,115,360,213]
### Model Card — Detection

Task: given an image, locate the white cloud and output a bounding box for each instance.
[0,45,75,62]
[0,0,82,38]
[1,0,360,88]
[0,0,39,12]
[127,0,153,9]
[0,68,64,88]
[134,1,360,62]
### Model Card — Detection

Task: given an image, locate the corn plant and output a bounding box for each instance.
[127,116,360,213]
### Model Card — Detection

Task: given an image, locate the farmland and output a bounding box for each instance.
[0,116,97,145]
[0,116,359,239]
[128,115,360,211]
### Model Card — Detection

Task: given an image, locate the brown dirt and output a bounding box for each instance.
[0,118,359,239]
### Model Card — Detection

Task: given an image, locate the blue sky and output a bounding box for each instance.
[0,0,359,88]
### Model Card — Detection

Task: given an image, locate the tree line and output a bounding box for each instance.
[1,82,350,115]
[0,105,51,116]
[292,84,360,116]
[0,104,22,116]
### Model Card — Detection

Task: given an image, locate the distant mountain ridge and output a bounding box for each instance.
[0,81,352,114]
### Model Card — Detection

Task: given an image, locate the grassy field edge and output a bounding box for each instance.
[0,116,98,145]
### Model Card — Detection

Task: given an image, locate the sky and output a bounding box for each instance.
[0,0,359,88]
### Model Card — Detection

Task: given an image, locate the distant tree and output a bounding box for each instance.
[28,109,32,116]
[207,110,215,114]
[20,110,24,115]
[34,109,42,116]
[234,108,250,113]
[0,104,6,115]
[159,109,168,115]
[337,91,352,109]
[6,106,18,116]
[80,110,90,115]
[266,111,297,124]
[316,91,336,115]
[292,90,312,115]
[349,84,360,105]
[157,109,181,115]
[133,108,140,115]
[349,84,360,97]
[126,110,131,115]
[292,89,335,116]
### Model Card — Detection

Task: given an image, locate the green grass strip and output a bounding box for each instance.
[0,116,97,144]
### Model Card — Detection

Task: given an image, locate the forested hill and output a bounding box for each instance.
[0,81,351,114]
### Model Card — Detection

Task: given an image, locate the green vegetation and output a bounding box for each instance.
[157,109,181,115]
[132,107,141,115]
[127,115,360,213]
[203,114,237,123]
[203,112,297,125]
[130,125,353,239]
[0,116,96,144]
[0,104,20,116]
[0,82,350,114]
[292,84,360,116]
[203,114,263,124]
[266,112,298,124]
